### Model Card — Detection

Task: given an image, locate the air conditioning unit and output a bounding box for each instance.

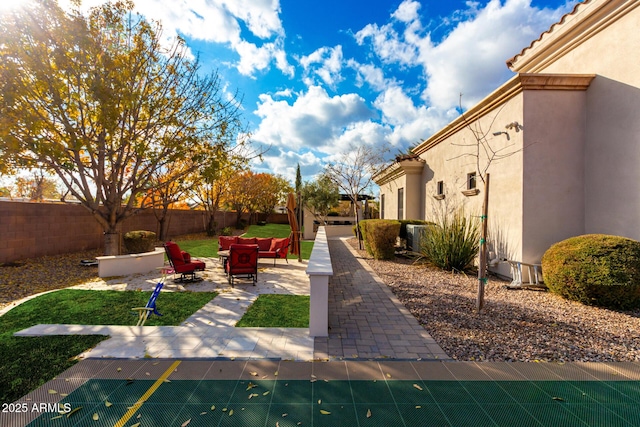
[406,224,430,252]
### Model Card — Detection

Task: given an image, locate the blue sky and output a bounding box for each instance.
[63,0,575,184]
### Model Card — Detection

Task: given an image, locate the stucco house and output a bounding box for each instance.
[373,0,640,278]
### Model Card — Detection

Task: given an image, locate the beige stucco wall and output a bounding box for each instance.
[419,93,525,276]
[521,90,588,263]
[513,0,640,242]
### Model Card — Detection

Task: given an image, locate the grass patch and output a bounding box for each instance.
[0,289,217,403]
[173,237,218,258]
[236,294,309,328]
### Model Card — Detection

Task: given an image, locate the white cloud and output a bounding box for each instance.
[354,0,567,110]
[60,0,292,77]
[299,46,344,87]
[251,86,373,152]
[347,60,391,92]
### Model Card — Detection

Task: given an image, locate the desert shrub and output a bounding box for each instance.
[360,219,400,260]
[420,209,479,272]
[541,234,640,309]
[123,230,156,254]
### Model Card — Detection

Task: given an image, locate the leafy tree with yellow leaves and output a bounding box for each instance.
[0,0,246,254]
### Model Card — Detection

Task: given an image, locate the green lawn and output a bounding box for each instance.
[176,223,314,260]
[235,294,310,328]
[0,289,217,403]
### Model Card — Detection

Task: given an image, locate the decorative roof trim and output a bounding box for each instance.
[412,73,595,156]
[373,157,425,186]
[507,0,639,72]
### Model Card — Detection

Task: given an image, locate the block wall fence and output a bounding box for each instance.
[0,200,288,263]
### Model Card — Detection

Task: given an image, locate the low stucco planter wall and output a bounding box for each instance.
[306,227,333,337]
[97,247,165,278]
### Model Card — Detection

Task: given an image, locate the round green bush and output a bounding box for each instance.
[541,234,640,309]
[123,230,157,254]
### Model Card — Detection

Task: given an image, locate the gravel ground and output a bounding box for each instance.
[348,238,640,362]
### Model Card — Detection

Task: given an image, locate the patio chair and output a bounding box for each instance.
[224,243,259,287]
[131,282,163,326]
[164,241,206,283]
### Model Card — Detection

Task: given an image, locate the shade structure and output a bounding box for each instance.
[286,192,300,256]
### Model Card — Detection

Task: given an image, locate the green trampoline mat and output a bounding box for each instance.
[26,379,640,426]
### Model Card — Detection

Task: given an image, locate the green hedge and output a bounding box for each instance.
[360,219,401,260]
[123,230,156,254]
[541,234,640,309]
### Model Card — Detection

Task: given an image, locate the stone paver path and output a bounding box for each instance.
[314,238,449,360]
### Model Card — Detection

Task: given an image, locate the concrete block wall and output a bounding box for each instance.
[0,201,288,263]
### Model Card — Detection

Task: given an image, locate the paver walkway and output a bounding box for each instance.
[314,238,449,360]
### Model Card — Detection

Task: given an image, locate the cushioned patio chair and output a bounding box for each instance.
[224,243,259,287]
[164,241,205,283]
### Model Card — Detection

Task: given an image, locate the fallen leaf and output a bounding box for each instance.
[249,371,258,376]
[145,372,150,376]
[222,408,227,412]
[105,401,112,407]
[413,384,423,391]
[263,391,270,396]
[137,414,141,419]
[386,373,391,378]
[200,412,206,415]
[66,407,82,418]
[48,389,57,394]
[181,419,191,427]
[317,399,321,404]
[117,367,122,372]
[50,416,63,420]
[131,423,140,427]
[320,410,331,415]
[415,406,422,409]
[282,413,288,417]
[274,371,279,376]
[248,393,259,399]
[92,413,99,421]
[229,409,234,416]
[211,405,216,411]
[366,409,372,418]
[552,397,565,401]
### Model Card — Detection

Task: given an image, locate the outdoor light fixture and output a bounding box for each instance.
[492,131,510,140]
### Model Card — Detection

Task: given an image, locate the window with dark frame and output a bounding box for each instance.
[437,180,444,196]
[380,194,385,219]
[467,172,477,190]
[397,188,404,220]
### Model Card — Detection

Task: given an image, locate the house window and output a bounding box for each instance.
[397,188,404,220]
[433,180,445,200]
[380,194,385,219]
[462,172,480,196]
[467,172,476,190]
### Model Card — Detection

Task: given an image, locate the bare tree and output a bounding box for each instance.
[449,95,526,311]
[324,143,390,246]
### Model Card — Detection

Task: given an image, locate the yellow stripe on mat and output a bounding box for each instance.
[113,360,181,427]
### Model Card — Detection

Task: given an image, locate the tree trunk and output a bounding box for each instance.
[476,173,490,312]
[104,230,120,256]
[206,213,217,236]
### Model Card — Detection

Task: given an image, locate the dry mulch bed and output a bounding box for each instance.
[0,249,102,311]
[348,238,640,362]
